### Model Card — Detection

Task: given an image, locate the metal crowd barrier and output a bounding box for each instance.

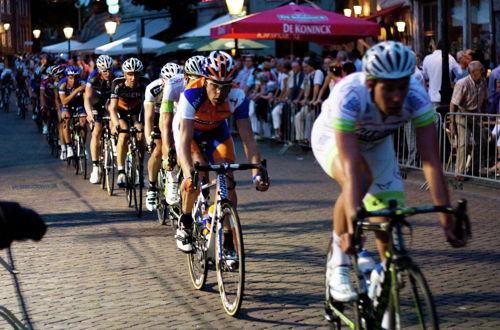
[230,97,500,185]
[394,112,500,184]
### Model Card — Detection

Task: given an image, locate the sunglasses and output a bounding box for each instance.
[206,80,232,91]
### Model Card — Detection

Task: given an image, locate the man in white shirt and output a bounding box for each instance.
[422,41,462,109]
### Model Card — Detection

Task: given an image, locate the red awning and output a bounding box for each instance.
[363,3,406,21]
[210,3,380,43]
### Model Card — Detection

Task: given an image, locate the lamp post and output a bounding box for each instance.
[353,5,362,17]
[105,20,117,42]
[3,23,10,32]
[63,26,74,58]
[225,0,245,57]
[33,29,41,53]
[343,8,352,17]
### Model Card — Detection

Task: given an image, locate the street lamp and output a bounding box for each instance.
[33,29,41,39]
[395,21,406,33]
[104,20,117,42]
[63,26,74,58]
[343,8,352,17]
[226,0,244,16]
[353,5,362,16]
[3,23,9,31]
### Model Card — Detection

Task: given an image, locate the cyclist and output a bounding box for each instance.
[39,66,59,136]
[108,57,150,188]
[310,41,467,303]
[176,51,269,253]
[144,62,183,211]
[84,55,115,184]
[58,66,87,160]
[0,66,14,111]
[14,64,30,116]
[30,66,44,120]
[160,55,206,206]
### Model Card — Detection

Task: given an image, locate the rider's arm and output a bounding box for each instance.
[39,86,46,108]
[237,118,261,177]
[83,84,93,121]
[335,130,365,234]
[59,86,84,105]
[108,98,119,128]
[179,117,194,177]
[143,102,154,145]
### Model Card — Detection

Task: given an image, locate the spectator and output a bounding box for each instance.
[289,60,305,103]
[449,61,488,179]
[342,62,357,76]
[422,41,462,110]
[248,68,262,134]
[314,62,343,104]
[253,72,277,139]
[455,49,473,80]
[481,123,500,176]
[487,56,500,113]
[335,50,348,63]
[234,55,255,94]
[271,60,292,141]
[295,59,324,144]
[348,49,363,72]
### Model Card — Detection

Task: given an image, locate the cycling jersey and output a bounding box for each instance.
[174,77,249,163]
[311,72,434,211]
[86,69,113,109]
[160,74,185,114]
[144,78,165,113]
[1,69,13,84]
[40,78,56,108]
[58,77,86,113]
[15,71,29,89]
[110,76,149,113]
[177,77,249,131]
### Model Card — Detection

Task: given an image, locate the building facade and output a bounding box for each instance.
[0,0,31,56]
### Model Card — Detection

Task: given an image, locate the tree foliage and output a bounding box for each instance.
[131,0,199,41]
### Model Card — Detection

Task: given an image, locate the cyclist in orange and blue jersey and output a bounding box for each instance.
[58,65,87,160]
[175,51,269,253]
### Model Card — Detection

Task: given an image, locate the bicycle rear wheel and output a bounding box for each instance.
[187,198,209,289]
[390,262,438,329]
[105,142,115,196]
[215,202,244,316]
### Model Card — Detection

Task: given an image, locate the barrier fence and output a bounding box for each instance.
[241,100,500,184]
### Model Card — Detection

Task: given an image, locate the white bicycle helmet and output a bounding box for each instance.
[96,55,113,71]
[122,57,143,73]
[184,55,205,77]
[362,41,416,79]
[203,51,236,83]
[160,62,183,80]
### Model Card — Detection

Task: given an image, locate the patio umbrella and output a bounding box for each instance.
[156,37,207,55]
[197,39,268,51]
[41,40,83,53]
[95,34,166,55]
[210,3,380,43]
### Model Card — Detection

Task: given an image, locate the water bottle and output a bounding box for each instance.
[357,249,376,293]
[202,204,215,236]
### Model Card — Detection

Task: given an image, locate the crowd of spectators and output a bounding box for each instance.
[4,43,500,179]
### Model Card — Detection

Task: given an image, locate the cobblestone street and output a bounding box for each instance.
[0,108,499,329]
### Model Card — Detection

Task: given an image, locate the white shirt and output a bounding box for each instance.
[422,50,462,103]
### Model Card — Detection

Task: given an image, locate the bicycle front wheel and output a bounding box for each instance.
[390,262,439,329]
[215,203,244,316]
[105,142,115,196]
[133,153,143,217]
[79,136,87,180]
[156,170,166,225]
[186,202,208,289]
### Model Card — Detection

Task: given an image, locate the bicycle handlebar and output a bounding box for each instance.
[353,199,472,239]
[191,160,268,190]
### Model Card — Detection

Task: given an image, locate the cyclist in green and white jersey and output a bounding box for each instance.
[159,55,206,206]
[311,41,467,303]
[144,63,183,212]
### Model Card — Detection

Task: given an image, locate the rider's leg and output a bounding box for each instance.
[148,140,162,184]
[61,111,71,145]
[90,122,103,164]
[79,116,88,142]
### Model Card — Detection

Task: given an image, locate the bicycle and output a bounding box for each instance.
[324,199,471,330]
[45,108,59,157]
[187,160,268,316]
[66,112,88,179]
[1,85,11,113]
[97,116,116,196]
[155,146,181,228]
[16,88,30,120]
[119,126,144,217]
